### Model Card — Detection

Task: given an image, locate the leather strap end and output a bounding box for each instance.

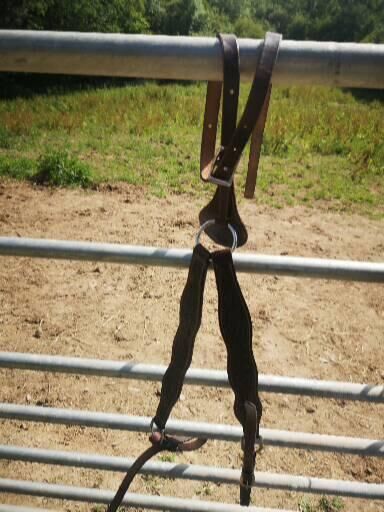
[200,81,222,181]
[240,471,254,506]
[244,85,272,199]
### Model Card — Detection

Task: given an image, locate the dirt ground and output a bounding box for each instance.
[0,181,383,511]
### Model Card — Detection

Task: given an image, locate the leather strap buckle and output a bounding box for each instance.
[207,148,234,188]
[208,173,233,188]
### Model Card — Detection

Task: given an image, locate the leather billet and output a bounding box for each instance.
[108,30,282,511]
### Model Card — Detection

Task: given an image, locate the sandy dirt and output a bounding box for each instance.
[0,181,383,511]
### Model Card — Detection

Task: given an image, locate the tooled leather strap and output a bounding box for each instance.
[153,243,211,430]
[201,32,281,199]
[212,249,262,506]
[199,34,248,248]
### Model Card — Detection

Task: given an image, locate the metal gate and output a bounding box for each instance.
[0,31,383,512]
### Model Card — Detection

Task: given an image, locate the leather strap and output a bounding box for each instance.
[200,32,281,200]
[240,401,258,506]
[153,243,211,430]
[212,248,262,505]
[199,34,248,248]
[107,433,206,512]
[107,245,210,511]
[212,32,281,188]
[212,249,262,426]
[107,441,161,512]
[244,85,272,199]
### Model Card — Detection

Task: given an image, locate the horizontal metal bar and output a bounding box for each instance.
[1,352,383,403]
[1,404,382,457]
[0,507,55,512]
[1,237,383,282]
[0,31,384,88]
[0,507,54,512]
[0,479,294,512]
[1,445,383,499]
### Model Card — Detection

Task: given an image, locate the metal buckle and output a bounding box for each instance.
[207,148,233,188]
[208,173,234,188]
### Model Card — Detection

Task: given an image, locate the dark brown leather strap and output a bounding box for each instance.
[240,401,258,506]
[212,249,262,426]
[211,32,281,188]
[200,80,221,181]
[107,244,210,512]
[107,441,161,512]
[199,34,248,248]
[200,34,239,182]
[107,433,206,512]
[212,249,262,505]
[201,32,281,201]
[153,243,211,430]
[244,85,272,199]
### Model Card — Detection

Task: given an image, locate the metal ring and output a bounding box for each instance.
[149,418,165,442]
[195,220,238,251]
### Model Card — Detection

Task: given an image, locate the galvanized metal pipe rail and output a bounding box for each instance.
[0,30,384,88]
[1,403,383,457]
[0,507,54,512]
[1,446,383,499]
[1,352,383,403]
[0,479,295,512]
[1,237,383,282]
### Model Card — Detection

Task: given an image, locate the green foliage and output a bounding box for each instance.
[299,496,344,512]
[32,151,92,187]
[1,0,383,41]
[0,155,36,180]
[234,17,266,38]
[0,0,148,33]
[250,0,384,42]
[0,126,13,149]
[0,83,382,216]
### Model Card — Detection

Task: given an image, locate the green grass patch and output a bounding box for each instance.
[0,82,382,215]
[33,151,92,187]
[0,155,36,180]
[299,496,344,512]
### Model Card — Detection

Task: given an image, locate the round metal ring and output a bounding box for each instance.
[149,418,165,442]
[195,219,238,251]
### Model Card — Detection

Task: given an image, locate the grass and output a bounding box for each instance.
[33,151,92,187]
[299,495,344,512]
[0,80,382,215]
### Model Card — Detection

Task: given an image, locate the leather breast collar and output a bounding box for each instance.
[107,31,281,511]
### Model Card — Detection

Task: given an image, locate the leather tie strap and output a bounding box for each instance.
[107,433,206,512]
